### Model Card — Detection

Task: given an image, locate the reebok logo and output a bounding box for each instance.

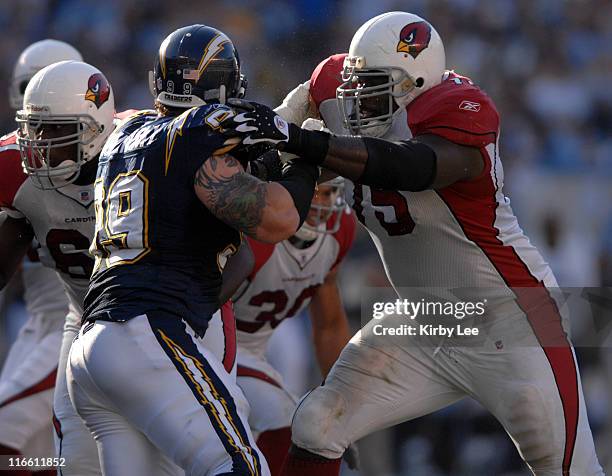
[459,100,481,112]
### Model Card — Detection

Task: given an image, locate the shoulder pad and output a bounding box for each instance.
[310,53,347,109]
[408,72,499,148]
[0,132,27,209]
[0,130,18,149]
[180,104,234,131]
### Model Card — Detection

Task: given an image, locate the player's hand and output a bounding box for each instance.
[223,99,330,166]
[247,149,283,182]
[343,443,360,470]
[224,99,294,147]
[274,80,312,125]
[302,117,329,132]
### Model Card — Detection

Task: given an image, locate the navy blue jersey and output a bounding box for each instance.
[83,105,242,335]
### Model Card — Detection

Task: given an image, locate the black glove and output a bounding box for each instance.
[230,141,275,167]
[343,443,360,471]
[222,99,330,165]
[247,149,283,181]
[223,99,291,147]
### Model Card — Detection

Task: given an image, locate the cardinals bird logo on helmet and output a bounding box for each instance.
[396,21,432,59]
[85,73,110,109]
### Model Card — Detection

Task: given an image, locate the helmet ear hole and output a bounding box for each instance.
[237,74,247,98]
[148,71,157,97]
[415,77,425,88]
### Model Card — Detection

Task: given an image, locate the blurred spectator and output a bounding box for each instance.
[539,212,600,287]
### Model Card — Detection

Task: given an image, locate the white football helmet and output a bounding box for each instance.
[294,176,347,241]
[9,39,83,110]
[337,12,446,137]
[16,61,115,189]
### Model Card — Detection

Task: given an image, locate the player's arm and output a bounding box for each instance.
[222,102,483,191]
[194,154,318,243]
[0,213,33,290]
[219,240,254,305]
[308,267,352,377]
[285,131,483,190]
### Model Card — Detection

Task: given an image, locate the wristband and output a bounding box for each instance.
[361,138,437,191]
[283,123,330,166]
[276,160,320,226]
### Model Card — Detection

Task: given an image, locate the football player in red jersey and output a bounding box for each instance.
[233,178,355,475]
[222,11,603,476]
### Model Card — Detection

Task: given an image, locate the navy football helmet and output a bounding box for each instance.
[149,24,246,108]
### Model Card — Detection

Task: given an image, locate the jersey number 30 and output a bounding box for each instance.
[92,171,151,271]
[237,285,320,333]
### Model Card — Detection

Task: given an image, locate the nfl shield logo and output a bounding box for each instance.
[79,190,90,202]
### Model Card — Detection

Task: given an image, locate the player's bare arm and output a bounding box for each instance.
[219,240,254,305]
[195,154,270,236]
[194,153,318,243]
[308,267,351,376]
[0,214,33,290]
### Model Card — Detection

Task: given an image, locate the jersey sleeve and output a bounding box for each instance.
[408,83,499,148]
[330,208,357,270]
[170,105,235,176]
[310,53,347,110]
[409,78,501,198]
[245,237,276,280]
[0,145,27,218]
[310,54,349,134]
[188,105,238,155]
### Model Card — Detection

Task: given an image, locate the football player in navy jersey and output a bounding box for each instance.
[68,25,318,476]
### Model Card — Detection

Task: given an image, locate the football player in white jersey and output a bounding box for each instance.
[233,178,355,474]
[0,40,79,475]
[0,60,116,476]
[221,12,604,476]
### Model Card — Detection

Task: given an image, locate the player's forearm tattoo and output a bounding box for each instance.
[195,155,266,235]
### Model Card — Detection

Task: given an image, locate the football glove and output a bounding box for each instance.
[224,99,292,147]
[343,443,361,471]
[247,149,284,182]
[223,99,330,165]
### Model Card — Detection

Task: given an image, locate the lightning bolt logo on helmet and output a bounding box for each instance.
[396,21,432,59]
[85,73,110,109]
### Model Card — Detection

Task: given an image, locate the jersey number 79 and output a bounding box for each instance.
[91,170,151,272]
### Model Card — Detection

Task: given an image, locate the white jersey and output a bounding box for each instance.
[297,57,600,475]
[22,248,69,330]
[233,209,355,357]
[0,112,138,475]
[0,131,94,314]
[313,69,561,328]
